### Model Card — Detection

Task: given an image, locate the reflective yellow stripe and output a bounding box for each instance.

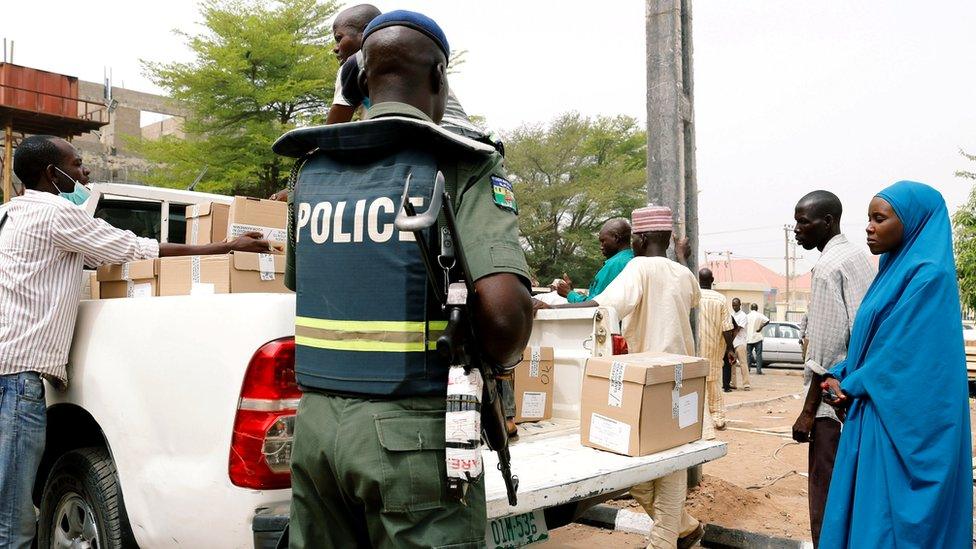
[296,335,428,352]
[295,317,449,353]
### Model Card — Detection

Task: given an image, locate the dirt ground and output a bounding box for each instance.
[540,367,976,546]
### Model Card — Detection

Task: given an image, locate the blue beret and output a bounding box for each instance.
[362,10,450,61]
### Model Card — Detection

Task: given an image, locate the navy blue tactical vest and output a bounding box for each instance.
[291,147,449,396]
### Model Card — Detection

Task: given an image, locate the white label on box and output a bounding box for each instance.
[121,263,130,281]
[589,413,631,454]
[529,345,541,378]
[608,361,626,408]
[191,256,201,283]
[678,392,699,429]
[230,223,287,243]
[520,391,547,419]
[258,253,276,281]
[132,283,153,298]
[191,282,214,295]
[190,217,200,244]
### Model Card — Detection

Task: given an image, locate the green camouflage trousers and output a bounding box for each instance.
[289,392,486,549]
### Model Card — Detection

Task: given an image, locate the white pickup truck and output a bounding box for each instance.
[33,183,726,548]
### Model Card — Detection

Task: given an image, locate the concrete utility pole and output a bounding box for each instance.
[783,224,791,311]
[646,0,697,274]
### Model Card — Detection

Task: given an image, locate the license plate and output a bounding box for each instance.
[484,510,549,548]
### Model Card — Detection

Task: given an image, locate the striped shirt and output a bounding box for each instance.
[698,289,734,381]
[0,190,159,383]
[804,234,876,421]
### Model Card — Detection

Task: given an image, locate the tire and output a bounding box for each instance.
[38,447,137,549]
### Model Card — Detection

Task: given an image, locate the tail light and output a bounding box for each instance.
[612,334,629,355]
[229,337,299,489]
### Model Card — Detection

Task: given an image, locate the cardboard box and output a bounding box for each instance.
[185,202,230,245]
[97,259,159,299]
[226,196,287,246]
[158,255,231,296]
[230,252,290,293]
[512,346,555,423]
[580,352,708,457]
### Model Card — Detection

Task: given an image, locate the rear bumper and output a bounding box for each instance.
[253,501,290,549]
[250,492,618,545]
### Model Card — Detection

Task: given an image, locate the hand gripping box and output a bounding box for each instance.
[226,197,287,247]
[97,259,159,299]
[580,352,708,457]
[513,346,555,423]
[185,202,230,245]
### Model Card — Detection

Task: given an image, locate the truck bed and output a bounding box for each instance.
[486,419,727,518]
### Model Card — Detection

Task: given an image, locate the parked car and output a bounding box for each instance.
[963,321,976,343]
[761,321,804,364]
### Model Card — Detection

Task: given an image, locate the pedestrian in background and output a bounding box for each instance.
[745,303,769,374]
[697,268,735,433]
[789,190,875,547]
[729,298,751,390]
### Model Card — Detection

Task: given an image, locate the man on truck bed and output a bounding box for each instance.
[553,218,633,303]
[0,135,273,548]
[278,11,533,548]
[542,205,704,548]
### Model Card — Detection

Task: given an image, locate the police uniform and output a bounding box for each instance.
[274,100,530,549]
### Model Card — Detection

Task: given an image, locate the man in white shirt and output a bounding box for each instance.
[728,298,751,390]
[539,204,704,548]
[0,135,270,547]
[745,303,770,375]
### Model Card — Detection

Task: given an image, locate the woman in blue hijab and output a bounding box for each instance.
[819,181,973,548]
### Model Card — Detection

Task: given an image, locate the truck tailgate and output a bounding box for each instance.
[485,421,727,519]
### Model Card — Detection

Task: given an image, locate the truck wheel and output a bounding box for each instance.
[38,447,136,549]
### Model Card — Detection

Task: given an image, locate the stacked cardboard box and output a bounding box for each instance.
[97,252,289,299]
[227,197,287,250]
[97,259,159,299]
[512,346,555,423]
[580,352,707,457]
[185,202,230,245]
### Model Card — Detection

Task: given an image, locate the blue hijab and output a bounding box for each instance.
[820,181,972,548]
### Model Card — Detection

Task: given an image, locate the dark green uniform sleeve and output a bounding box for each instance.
[285,190,296,291]
[455,155,530,286]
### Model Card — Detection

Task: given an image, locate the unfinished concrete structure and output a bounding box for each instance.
[72,79,186,184]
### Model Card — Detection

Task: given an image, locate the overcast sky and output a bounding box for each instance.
[4,1,975,273]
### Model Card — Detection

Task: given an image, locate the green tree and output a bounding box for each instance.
[135,0,338,198]
[505,112,646,286]
[953,149,976,312]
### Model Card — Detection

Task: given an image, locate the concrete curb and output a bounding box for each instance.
[725,393,800,411]
[577,504,813,549]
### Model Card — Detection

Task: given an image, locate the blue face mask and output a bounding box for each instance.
[53,167,91,206]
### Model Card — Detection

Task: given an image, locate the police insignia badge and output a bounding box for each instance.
[491,175,517,213]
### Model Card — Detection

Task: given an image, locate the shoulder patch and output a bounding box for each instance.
[491,175,517,213]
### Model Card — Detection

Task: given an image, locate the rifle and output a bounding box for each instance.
[394,170,519,507]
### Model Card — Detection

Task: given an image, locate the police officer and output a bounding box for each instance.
[274,10,533,549]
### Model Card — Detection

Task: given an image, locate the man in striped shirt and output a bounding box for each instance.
[0,135,271,548]
[697,268,735,434]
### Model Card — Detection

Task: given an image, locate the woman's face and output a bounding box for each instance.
[866,197,904,254]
